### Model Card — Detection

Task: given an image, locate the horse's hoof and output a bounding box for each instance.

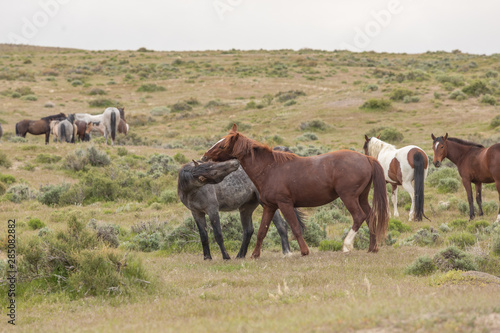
[282,251,293,258]
[250,252,260,259]
[204,257,212,260]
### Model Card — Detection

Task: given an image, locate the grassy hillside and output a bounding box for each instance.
[0,44,500,332]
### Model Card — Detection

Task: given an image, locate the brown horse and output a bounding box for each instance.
[203,124,389,258]
[75,120,93,142]
[432,133,500,222]
[16,113,66,144]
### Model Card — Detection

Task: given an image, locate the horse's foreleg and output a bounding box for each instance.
[192,211,212,260]
[208,211,230,260]
[462,179,475,220]
[475,182,483,216]
[391,184,399,217]
[45,132,50,145]
[236,205,255,258]
[251,206,277,259]
[402,181,415,221]
[495,181,500,223]
[277,203,309,256]
[272,210,291,256]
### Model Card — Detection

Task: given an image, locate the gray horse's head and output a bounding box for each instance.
[178,159,240,192]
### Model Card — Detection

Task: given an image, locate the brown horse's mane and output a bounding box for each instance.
[41,113,66,122]
[229,132,296,163]
[448,137,485,148]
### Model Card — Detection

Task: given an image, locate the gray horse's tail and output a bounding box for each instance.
[59,123,66,142]
[111,111,116,142]
[71,124,76,143]
[15,123,19,136]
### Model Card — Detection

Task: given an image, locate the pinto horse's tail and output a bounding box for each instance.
[368,157,389,252]
[110,111,116,143]
[413,152,427,221]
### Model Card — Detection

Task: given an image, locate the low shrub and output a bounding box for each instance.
[389,218,411,233]
[275,90,306,103]
[366,126,403,143]
[0,152,12,168]
[319,239,343,251]
[427,167,460,187]
[5,184,32,203]
[449,218,468,230]
[449,90,467,101]
[405,256,437,276]
[87,146,110,167]
[88,88,106,95]
[88,99,116,108]
[28,218,45,230]
[480,94,497,105]
[390,88,414,101]
[171,102,192,112]
[299,120,328,131]
[492,233,500,256]
[35,153,62,164]
[303,221,326,247]
[159,189,178,204]
[38,183,70,206]
[360,98,392,111]
[87,219,120,248]
[21,94,38,101]
[489,115,500,129]
[462,80,491,97]
[447,232,477,249]
[466,220,490,234]
[433,246,477,271]
[310,204,350,225]
[137,84,166,93]
[437,178,460,193]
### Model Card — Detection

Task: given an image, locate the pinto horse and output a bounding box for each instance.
[432,133,500,222]
[15,113,66,144]
[363,136,429,221]
[203,124,389,257]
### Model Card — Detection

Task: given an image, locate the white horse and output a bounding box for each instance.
[363,136,429,221]
[102,107,121,145]
[74,113,104,124]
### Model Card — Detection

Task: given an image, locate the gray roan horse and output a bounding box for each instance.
[178,160,302,260]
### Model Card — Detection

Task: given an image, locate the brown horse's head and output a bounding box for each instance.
[202,124,240,162]
[431,133,448,167]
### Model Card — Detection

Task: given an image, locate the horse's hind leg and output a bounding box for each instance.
[391,184,399,217]
[475,182,484,216]
[359,187,378,252]
[272,211,291,255]
[236,204,255,258]
[192,211,212,260]
[208,210,230,260]
[341,194,367,253]
[495,181,500,223]
[276,203,309,256]
[402,180,415,221]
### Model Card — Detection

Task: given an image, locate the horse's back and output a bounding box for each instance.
[214,167,258,211]
[485,144,500,179]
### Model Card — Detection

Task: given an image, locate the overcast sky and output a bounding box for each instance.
[1,0,499,54]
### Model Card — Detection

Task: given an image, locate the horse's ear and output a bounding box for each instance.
[444,133,448,141]
[364,135,369,142]
[192,159,199,167]
[231,123,238,133]
[431,133,436,140]
[376,135,381,139]
[198,176,207,183]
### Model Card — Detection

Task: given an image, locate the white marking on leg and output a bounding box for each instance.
[495,214,500,223]
[402,181,415,221]
[392,187,399,217]
[343,229,357,252]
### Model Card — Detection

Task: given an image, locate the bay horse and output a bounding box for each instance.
[432,133,500,222]
[363,136,429,221]
[203,124,388,258]
[75,120,93,142]
[178,160,300,260]
[15,113,66,144]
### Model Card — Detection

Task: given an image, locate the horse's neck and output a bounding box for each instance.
[371,141,395,159]
[446,141,475,166]
[238,149,275,188]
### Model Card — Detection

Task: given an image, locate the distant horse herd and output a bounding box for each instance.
[14,107,129,145]
[7,107,500,260]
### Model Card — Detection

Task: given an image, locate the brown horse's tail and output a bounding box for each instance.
[368,157,389,251]
[15,123,20,136]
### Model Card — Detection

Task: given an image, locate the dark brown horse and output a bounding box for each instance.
[16,113,66,144]
[75,120,93,142]
[203,124,389,258]
[432,133,500,222]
